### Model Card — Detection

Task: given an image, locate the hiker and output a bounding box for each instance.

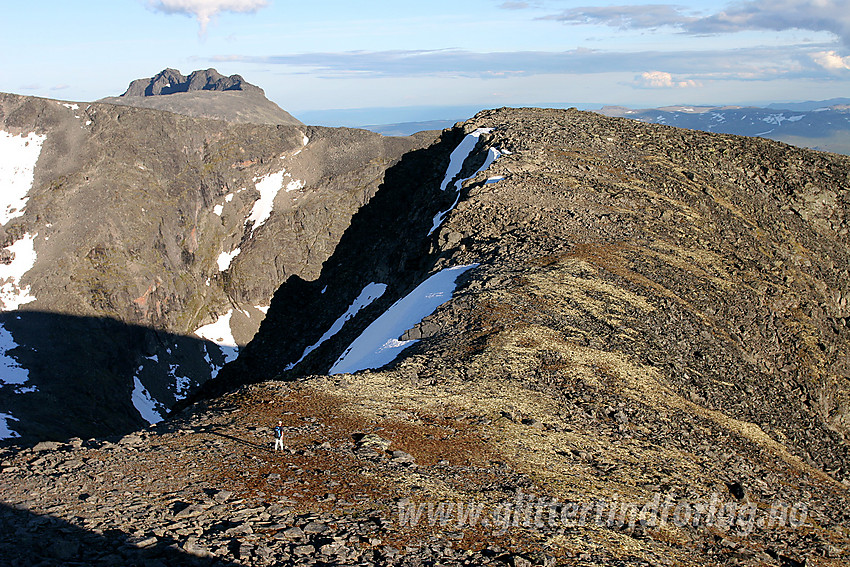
[273,420,284,451]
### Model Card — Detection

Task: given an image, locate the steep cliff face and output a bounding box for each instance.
[194,126,472,400]
[0,92,434,441]
[1,107,849,566]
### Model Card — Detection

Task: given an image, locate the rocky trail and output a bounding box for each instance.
[2,369,848,566]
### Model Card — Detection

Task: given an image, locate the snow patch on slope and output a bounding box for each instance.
[431,129,503,235]
[0,412,20,440]
[195,310,240,379]
[132,377,164,425]
[0,233,38,310]
[213,193,236,216]
[217,248,241,271]
[172,366,191,399]
[245,170,306,233]
[195,310,238,348]
[285,282,387,371]
[330,264,477,375]
[0,131,46,225]
[440,128,493,192]
[0,233,40,401]
[246,171,285,233]
[286,179,305,192]
[762,113,806,126]
[0,324,30,388]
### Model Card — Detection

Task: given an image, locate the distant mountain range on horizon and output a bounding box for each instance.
[596,101,850,155]
[357,99,850,155]
[5,66,849,154]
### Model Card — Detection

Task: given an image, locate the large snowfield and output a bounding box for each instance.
[0,130,45,440]
[0,131,46,225]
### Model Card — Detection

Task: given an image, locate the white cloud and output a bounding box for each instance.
[148,0,269,34]
[636,71,701,88]
[812,50,850,69]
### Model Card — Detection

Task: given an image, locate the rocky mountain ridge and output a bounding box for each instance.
[0,101,849,565]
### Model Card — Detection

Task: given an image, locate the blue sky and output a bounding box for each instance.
[2,1,849,125]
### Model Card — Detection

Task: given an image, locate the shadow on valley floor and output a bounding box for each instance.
[191,125,488,402]
[0,501,241,566]
[0,311,230,445]
[193,424,272,452]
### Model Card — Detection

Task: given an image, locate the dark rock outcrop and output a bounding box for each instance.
[99,68,303,126]
[121,68,263,97]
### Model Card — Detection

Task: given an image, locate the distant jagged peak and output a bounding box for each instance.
[121,68,263,97]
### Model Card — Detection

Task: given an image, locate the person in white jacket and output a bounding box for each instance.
[273,420,284,451]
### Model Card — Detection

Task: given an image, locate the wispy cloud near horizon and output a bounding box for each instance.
[498,1,539,9]
[210,43,836,82]
[541,4,700,30]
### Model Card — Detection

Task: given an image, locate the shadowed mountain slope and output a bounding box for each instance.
[0,92,433,441]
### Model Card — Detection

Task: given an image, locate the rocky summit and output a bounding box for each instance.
[120,68,265,98]
[1,105,849,566]
[98,68,303,126]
